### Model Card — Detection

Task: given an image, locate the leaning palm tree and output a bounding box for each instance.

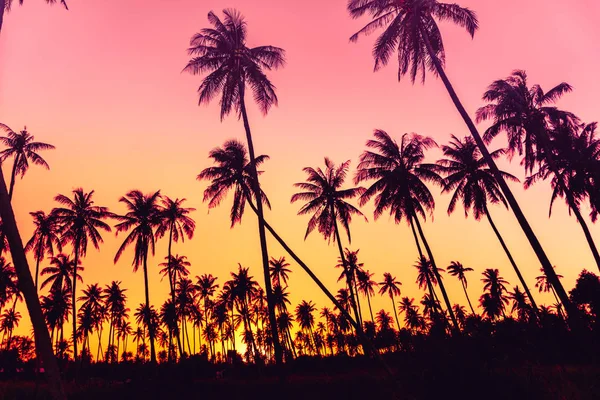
[113,190,162,364]
[447,261,475,315]
[52,188,112,359]
[347,0,570,317]
[355,130,458,329]
[25,211,62,291]
[476,70,600,273]
[291,158,366,326]
[184,8,286,365]
[434,135,538,313]
[0,124,55,200]
[378,272,402,332]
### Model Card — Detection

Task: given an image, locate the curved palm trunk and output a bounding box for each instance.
[390,294,401,332]
[484,204,539,314]
[166,226,184,357]
[72,242,80,360]
[420,28,574,320]
[8,153,19,201]
[142,247,157,364]
[35,240,44,292]
[461,280,476,315]
[412,214,459,331]
[0,166,65,399]
[239,87,282,366]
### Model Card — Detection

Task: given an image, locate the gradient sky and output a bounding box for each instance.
[2,0,600,346]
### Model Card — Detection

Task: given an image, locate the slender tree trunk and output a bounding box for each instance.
[166,226,184,357]
[35,240,44,292]
[461,281,476,315]
[412,214,459,331]
[391,294,401,332]
[142,247,156,364]
[8,154,19,201]
[72,243,79,360]
[419,28,574,320]
[238,87,282,366]
[0,163,65,399]
[230,307,236,352]
[484,204,539,314]
[353,277,363,326]
[366,293,375,322]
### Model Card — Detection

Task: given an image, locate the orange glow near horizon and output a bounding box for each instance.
[1,0,600,354]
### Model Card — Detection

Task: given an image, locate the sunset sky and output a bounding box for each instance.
[1,0,600,347]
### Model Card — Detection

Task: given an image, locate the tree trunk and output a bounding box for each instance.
[461,281,476,315]
[35,240,43,292]
[166,225,184,357]
[8,154,19,201]
[142,246,156,364]
[238,86,282,366]
[0,166,65,399]
[412,214,459,331]
[366,292,374,322]
[72,243,79,360]
[391,294,401,332]
[419,27,574,319]
[484,203,539,314]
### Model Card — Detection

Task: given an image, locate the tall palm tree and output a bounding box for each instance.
[25,211,62,291]
[336,248,365,325]
[39,254,82,295]
[291,158,366,326]
[355,130,458,329]
[268,257,291,288]
[476,70,600,273]
[378,272,402,331]
[480,269,510,321]
[434,135,539,313]
[184,8,286,365]
[0,258,18,311]
[113,190,162,363]
[447,261,475,315]
[156,196,195,321]
[1,307,21,349]
[414,256,443,317]
[295,300,317,354]
[356,269,378,322]
[347,0,571,318]
[52,188,112,359]
[535,266,565,309]
[0,124,55,200]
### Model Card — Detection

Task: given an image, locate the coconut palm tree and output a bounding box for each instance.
[447,261,475,314]
[434,135,539,313]
[378,272,402,331]
[355,130,458,329]
[0,124,55,200]
[356,269,378,322]
[347,0,570,318]
[24,211,62,291]
[114,190,162,364]
[196,274,219,326]
[268,257,292,288]
[0,258,18,311]
[295,300,317,354]
[39,254,82,295]
[52,188,112,359]
[291,158,366,325]
[1,308,21,349]
[535,267,565,309]
[414,256,443,317]
[184,8,286,365]
[336,248,365,325]
[480,269,510,321]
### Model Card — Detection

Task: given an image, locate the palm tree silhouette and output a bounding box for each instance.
[356,269,378,322]
[295,300,317,355]
[0,0,68,33]
[508,286,533,322]
[414,256,443,318]
[104,281,128,360]
[0,258,17,312]
[24,211,62,291]
[434,135,539,314]
[0,124,55,200]
[347,0,569,319]
[78,283,105,360]
[336,248,365,325]
[379,272,402,331]
[269,257,291,288]
[39,254,82,295]
[535,266,565,312]
[480,269,509,321]
[196,274,219,328]
[355,130,458,329]
[184,9,286,365]
[52,188,112,359]
[1,308,20,349]
[113,190,162,364]
[292,158,366,326]
[447,261,475,315]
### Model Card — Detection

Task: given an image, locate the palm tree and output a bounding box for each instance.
[114,190,162,364]
[378,272,402,331]
[356,269,378,322]
[39,254,82,295]
[156,196,195,321]
[52,188,112,359]
[24,211,62,291]
[336,248,365,325]
[1,308,21,349]
[480,269,510,321]
[269,257,291,288]
[295,300,317,354]
[291,158,366,326]
[0,258,17,311]
[0,124,55,200]
[228,264,260,362]
[184,8,286,365]
[196,274,219,326]
[0,0,68,34]
[535,266,565,309]
[435,135,539,313]
[414,256,443,317]
[355,130,458,329]
[347,0,570,318]
[447,261,475,314]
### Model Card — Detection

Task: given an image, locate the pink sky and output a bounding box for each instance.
[2,0,600,342]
